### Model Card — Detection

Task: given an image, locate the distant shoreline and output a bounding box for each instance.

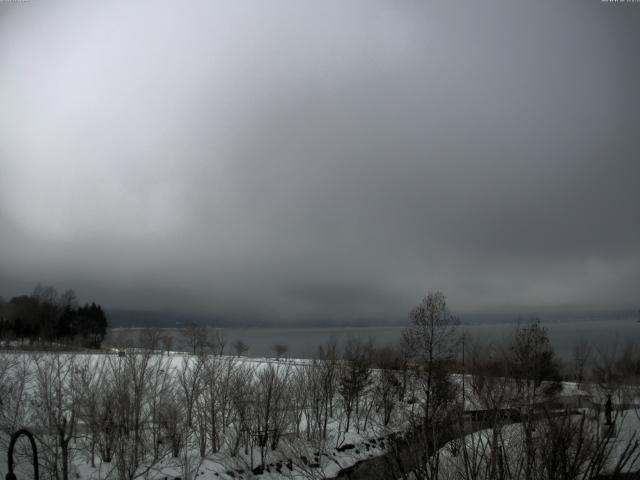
[108,315,639,330]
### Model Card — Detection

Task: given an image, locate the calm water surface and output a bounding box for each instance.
[109,318,640,360]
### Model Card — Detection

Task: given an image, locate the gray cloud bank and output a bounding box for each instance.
[1,0,639,323]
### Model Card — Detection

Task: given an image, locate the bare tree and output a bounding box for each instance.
[0,353,31,458]
[201,356,239,452]
[199,354,240,454]
[210,329,227,355]
[571,339,592,385]
[200,355,223,453]
[273,344,289,360]
[146,356,174,461]
[508,321,561,480]
[338,338,372,434]
[32,353,80,480]
[289,367,309,438]
[76,355,110,467]
[178,355,205,430]
[320,341,339,436]
[139,327,163,352]
[401,291,461,480]
[228,362,256,457]
[182,322,210,355]
[108,350,159,480]
[302,360,326,441]
[254,363,292,465]
[233,339,249,357]
[161,334,173,354]
[444,329,640,480]
[160,391,185,458]
[371,346,406,426]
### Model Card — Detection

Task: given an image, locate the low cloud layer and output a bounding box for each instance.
[1,0,639,322]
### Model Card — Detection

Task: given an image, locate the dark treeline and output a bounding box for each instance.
[0,284,108,348]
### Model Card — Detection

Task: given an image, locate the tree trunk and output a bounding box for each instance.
[61,438,69,480]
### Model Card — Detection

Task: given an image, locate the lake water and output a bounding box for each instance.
[108,318,640,360]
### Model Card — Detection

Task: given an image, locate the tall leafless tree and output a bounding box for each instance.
[401,291,460,479]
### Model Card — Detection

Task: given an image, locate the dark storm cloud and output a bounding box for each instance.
[1,0,639,321]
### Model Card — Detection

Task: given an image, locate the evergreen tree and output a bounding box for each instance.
[1,286,108,348]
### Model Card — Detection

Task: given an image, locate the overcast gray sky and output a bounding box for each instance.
[1,0,639,323]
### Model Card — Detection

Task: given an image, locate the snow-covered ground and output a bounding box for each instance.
[0,350,408,480]
[436,411,640,479]
[1,351,640,480]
